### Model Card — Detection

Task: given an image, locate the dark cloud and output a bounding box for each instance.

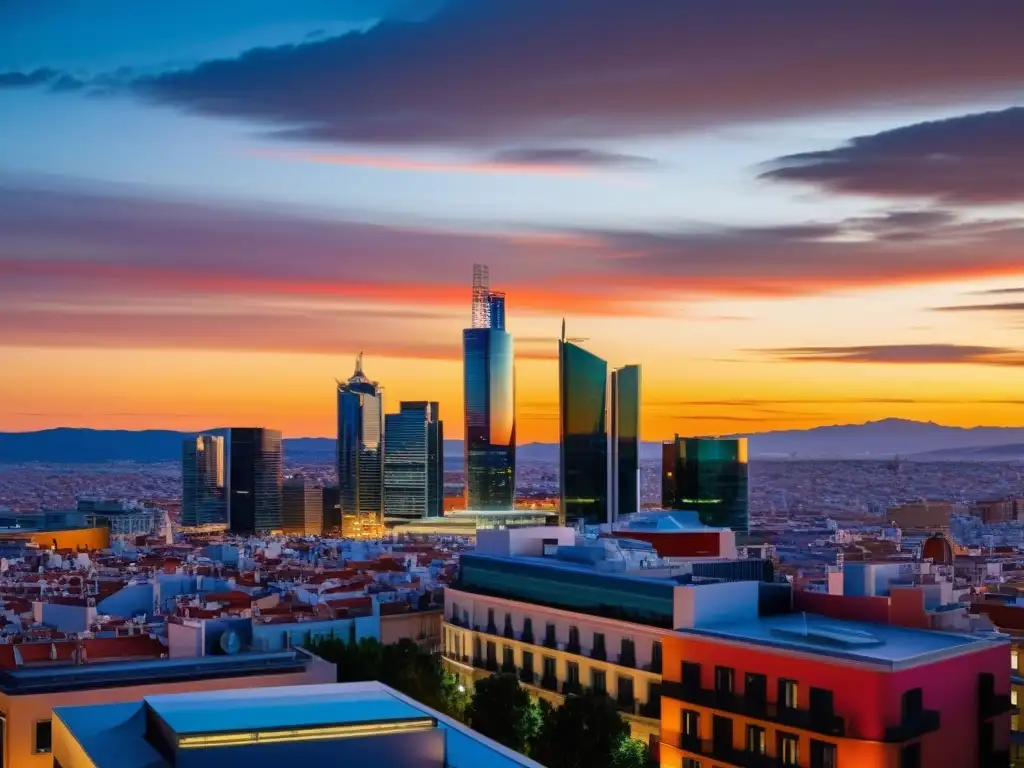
[0,67,60,88]
[489,147,657,169]
[933,302,1024,313]
[756,344,1024,366]
[134,1,1024,146]
[762,108,1024,205]
[969,286,1024,296]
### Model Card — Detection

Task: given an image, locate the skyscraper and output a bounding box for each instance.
[558,321,608,526]
[610,365,642,521]
[181,434,225,526]
[662,435,749,531]
[227,427,283,534]
[337,353,385,537]
[282,475,322,535]
[463,264,516,510]
[384,401,444,519]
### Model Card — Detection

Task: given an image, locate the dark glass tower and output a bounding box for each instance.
[662,435,749,531]
[337,353,384,538]
[227,427,282,534]
[464,264,515,510]
[610,365,641,521]
[559,324,608,526]
[384,401,444,519]
[181,434,225,526]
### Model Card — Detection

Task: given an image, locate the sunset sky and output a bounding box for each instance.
[2,1,1024,442]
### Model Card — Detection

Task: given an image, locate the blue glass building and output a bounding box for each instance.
[463,328,516,509]
[337,354,384,536]
[384,401,444,519]
[610,364,642,521]
[559,333,608,526]
[662,435,749,531]
[227,427,282,534]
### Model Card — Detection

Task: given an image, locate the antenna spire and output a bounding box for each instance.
[355,351,364,375]
[561,318,566,342]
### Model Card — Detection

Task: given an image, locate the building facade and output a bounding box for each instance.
[384,401,444,519]
[227,427,282,534]
[662,436,749,532]
[559,327,608,527]
[610,364,642,522]
[464,265,515,510]
[181,434,225,527]
[282,476,323,535]
[337,353,385,538]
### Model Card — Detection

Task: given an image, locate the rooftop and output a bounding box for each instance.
[679,612,1005,670]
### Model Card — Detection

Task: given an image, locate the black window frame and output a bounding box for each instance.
[35,719,53,755]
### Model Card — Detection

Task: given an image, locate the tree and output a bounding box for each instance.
[611,738,651,768]
[466,673,540,754]
[532,691,633,768]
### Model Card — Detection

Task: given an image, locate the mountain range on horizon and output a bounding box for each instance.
[2,418,1024,464]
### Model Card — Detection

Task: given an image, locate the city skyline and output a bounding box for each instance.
[3,3,1024,441]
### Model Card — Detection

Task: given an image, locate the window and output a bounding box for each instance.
[683,709,701,738]
[745,724,766,754]
[1013,689,1019,707]
[650,640,663,673]
[712,715,732,751]
[544,622,557,648]
[900,742,921,768]
[901,688,923,721]
[567,661,580,685]
[522,617,534,644]
[619,638,636,668]
[486,640,497,670]
[35,720,53,754]
[777,732,799,767]
[810,739,837,768]
[682,760,701,768]
[714,666,735,695]
[502,645,515,671]
[1013,648,1019,671]
[522,650,534,674]
[592,632,607,660]
[779,679,799,709]
[504,612,515,639]
[682,661,702,691]
[568,625,582,653]
[810,687,835,718]
[745,672,767,706]
[487,607,496,632]
[543,656,557,682]
[617,675,635,705]
[592,668,607,694]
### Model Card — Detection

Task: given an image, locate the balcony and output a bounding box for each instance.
[883,709,941,742]
[980,691,1014,719]
[639,697,661,719]
[562,680,583,696]
[591,647,607,662]
[540,675,559,692]
[662,682,846,738]
[501,660,516,674]
[519,667,535,685]
[542,634,559,650]
[675,735,778,768]
[485,657,499,673]
[616,697,637,716]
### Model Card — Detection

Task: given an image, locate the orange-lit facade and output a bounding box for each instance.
[659,631,1011,768]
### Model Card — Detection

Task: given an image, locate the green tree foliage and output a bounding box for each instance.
[611,738,651,768]
[465,674,541,754]
[532,691,636,768]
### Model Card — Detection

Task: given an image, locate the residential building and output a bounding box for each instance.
[52,682,542,768]
[282,476,322,535]
[662,436,749,532]
[385,401,444,519]
[227,427,283,534]
[610,364,641,522]
[463,264,515,510]
[0,647,334,768]
[886,501,965,531]
[337,353,385,538]
[559,321,608,527]
[181,435,225,527]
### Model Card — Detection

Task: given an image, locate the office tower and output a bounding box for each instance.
[181,435,225,526]
[337,353,385,537]
[227,428,283,534]
[384,401,444,519]
[463,264,516,510]
[558,321,608,526]
[322,485,341,533]
[282,476,322,535]
[662,435,748,531]
[610,365,642,521]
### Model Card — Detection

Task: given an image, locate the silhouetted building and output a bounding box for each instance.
[322,485,341,533]
[337,353,385,537]
[558,322,607,526]
[283,476,322,535]
[384,401,444,519]
[464,264,515,510]
[181,435,225,526]
[662,435,748,531]
[227,427,282,534]
[610,364,641,522]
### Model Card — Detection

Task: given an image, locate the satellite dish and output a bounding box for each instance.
[219,629,241,655]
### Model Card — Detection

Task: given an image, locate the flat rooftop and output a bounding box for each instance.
[679,612,1005,670]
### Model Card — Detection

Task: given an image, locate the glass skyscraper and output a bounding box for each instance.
[384,401,444,519]
[464,264,515,510]
[181,434,225,526]
[610,364,641,521]
[227,427,283,534]
[337,353,385,537]
[662,435,749,531]
[282,475,322,535]
[559,328,608,526]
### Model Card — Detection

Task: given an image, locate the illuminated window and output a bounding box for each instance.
[1013,649,1019,670]
[779,679,799,709]
[1013,690,1019,707]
